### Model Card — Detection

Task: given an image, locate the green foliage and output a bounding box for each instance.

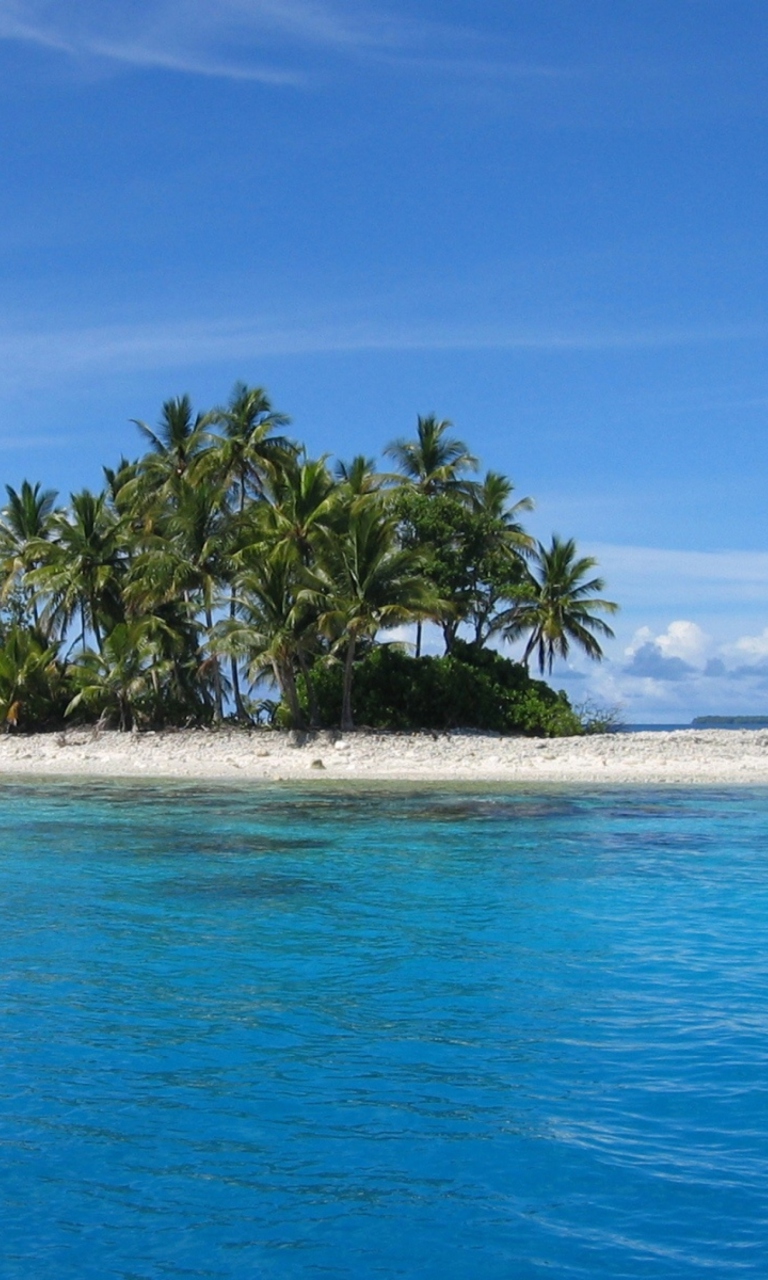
[0,385,618,733]
[500,535,618,674]
[301,641,582,736]
[392,487,531,650]
[67,621,164,730]
[0,626,72,730]
[385,414,477,494]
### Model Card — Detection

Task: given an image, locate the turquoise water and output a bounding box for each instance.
[2,781,767,1278]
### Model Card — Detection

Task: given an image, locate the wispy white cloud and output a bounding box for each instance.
[0,10,72,54]
[585,543,768,612]
[81,39,302,85]
[0,0,541,85]
[0,0,382,47]
[0,1,361,83]
[0,313,763,391]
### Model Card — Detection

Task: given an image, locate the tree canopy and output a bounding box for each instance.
[0,386,618,734]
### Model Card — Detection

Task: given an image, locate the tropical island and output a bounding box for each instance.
[0,383,619,736]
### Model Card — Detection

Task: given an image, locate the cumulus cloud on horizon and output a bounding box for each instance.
[623,644,697,682]
[622,620,708,681]
[619,620,768,685]
[538,617,768,722]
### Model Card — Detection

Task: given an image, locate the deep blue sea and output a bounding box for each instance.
[2,781,767,1278]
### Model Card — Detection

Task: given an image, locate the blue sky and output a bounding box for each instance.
[1,0,767,720]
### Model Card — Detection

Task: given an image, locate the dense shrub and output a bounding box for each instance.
[301,640,582,736]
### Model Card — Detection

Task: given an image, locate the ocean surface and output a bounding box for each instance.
[619,723,768,732]
[2,780,767,1278]
[617,723,693,732]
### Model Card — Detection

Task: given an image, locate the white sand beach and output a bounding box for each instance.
[0,727,766,785]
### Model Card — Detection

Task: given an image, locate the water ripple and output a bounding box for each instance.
[1,783,767,1277]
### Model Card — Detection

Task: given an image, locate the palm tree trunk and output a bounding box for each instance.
[150,663,160,718]
[340,637,356,731]
[230,480,248,722]
[415,619,422,658]
[228,592,246,720]
[273,659,305,729]
[297,650,321,729]
[522,631,538,670]
[205,605,223,722]
[230,654,244,719]
[86,583,103,653]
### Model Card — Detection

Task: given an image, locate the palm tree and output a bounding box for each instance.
[385,416,477,656]
[67,621,165,731]
[0,481,59,628]
[28,490,125,653]
[499,535,618,674]
[131,394,211,496]
[213,548,313,729]
[335,455,384,497]
[385,414,477,495]
[134,601,210,726]
[262,455,338,564]
[303,499,432,730]
[232,459,338,727]
[207,382,294,514]
[103,457,140,515]
[125,479,231,721]
[204,383,294,719]
[470,470,534,528]
[464,471,535,648]
[232,456,336,721]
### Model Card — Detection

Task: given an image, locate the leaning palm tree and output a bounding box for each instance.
[385,414,477,495]
[499,535,618,674]
[303,499,433,731]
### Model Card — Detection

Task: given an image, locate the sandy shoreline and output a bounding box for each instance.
[0,726,766,786]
